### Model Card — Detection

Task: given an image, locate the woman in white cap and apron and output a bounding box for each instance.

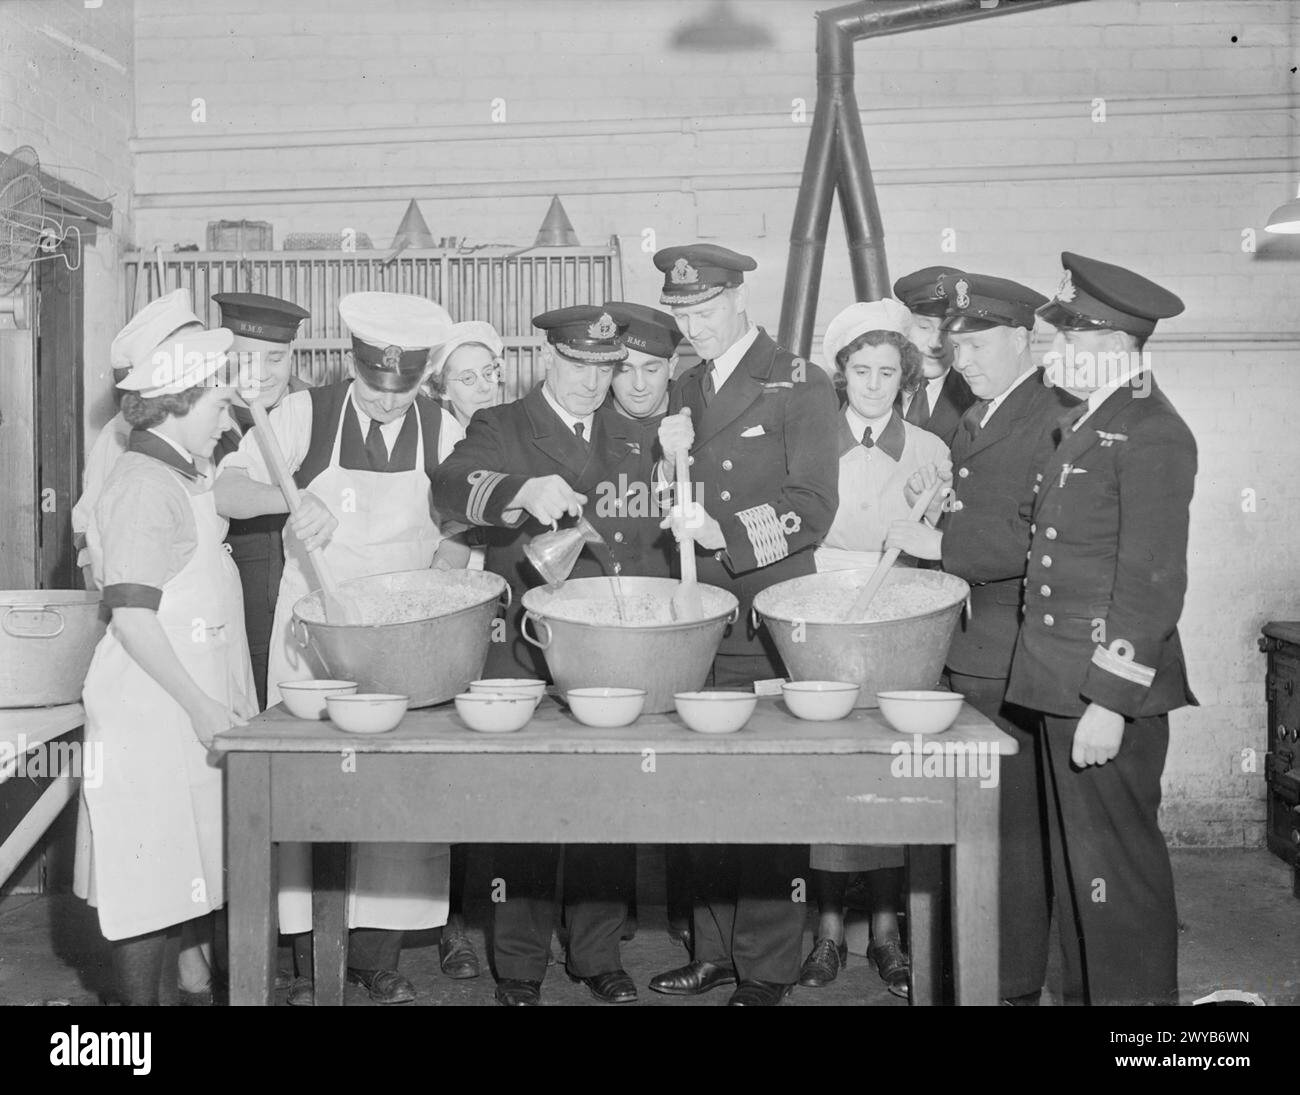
[79,322,257,1005]
[798,299,949,998]
[216,291,464,1005]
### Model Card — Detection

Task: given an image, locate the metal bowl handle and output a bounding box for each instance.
[520,611,551,650]
[3,605,65,639]
[748,606,759,631]
[498,583,513,610]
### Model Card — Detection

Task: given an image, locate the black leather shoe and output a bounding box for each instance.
[495,978,542,1006]
[346,967,417,1004]
[569,968,637,1003]
[728,979,793,1006]
[285,976,314,1007]
[438,927,481,980]
[798,937,848,988]
[648,960,737,996]
[868,938,911,1000]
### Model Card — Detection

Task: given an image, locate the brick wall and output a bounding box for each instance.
[0,0,135,443]
[125,0,1300,843]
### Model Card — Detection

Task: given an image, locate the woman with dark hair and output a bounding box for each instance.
[79,321,260,1005]
[799,299,949,999]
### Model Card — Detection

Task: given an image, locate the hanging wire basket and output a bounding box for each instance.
[0,145,83,294]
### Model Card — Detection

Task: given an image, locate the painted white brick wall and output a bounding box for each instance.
[123,0,1300,844]
[0,0,136,446]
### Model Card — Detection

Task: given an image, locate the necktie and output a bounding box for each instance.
[364,418,388,471]
[962,400,990,441]
[573,422,586,443]
[702,362,716,405]
[905,384,930,426]
[860,426,874,449]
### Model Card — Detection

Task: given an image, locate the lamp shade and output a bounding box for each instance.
[1265,197,1300,234]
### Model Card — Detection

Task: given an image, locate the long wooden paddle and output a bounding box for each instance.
[670,440,705,622]
[842,479,944,622]
[246,401,360,625]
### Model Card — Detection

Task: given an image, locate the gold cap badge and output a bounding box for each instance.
[1056,270,1077,303]
[954,279,971,309]
[670,257,698,285]
[381,345,403,368]
[588,312,618,339]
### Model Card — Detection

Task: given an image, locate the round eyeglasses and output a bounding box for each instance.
[452,363,503,387]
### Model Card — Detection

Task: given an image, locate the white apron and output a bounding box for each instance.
[814,546,886,572]
[76,482,257,941]
[270,384,450,934]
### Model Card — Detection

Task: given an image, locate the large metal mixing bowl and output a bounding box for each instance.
[291,569,509,708]
[521,577,739,714]
[753,568,970,708]
[0,590,106,708]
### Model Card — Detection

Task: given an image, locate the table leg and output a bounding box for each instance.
[312,843,349,1006]
[906,844,944,1006]
[226,753,275,1006]
[952,773,999,1005]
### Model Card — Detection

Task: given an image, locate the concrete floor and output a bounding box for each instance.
[1,848,1296,1006]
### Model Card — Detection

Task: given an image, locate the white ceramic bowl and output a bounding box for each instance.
[325,692,409,734]
[782,680,860,721]
[279,679,358,720]
[454,691,536,733]
[876,690,964,735]
[673,691,759,734]
[469,678,546,708]
[566,687,646,728]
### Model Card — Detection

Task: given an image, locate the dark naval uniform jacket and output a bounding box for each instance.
[669,327,840,661]
[596,403,675,580]
[941,369,1080,679]
[430,384,668,677]
[917,367,978,448]
[1007,375,1198,718]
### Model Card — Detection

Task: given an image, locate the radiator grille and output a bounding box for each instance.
[122,244,624,400]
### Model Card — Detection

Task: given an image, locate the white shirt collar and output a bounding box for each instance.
[980,365,1038,427]
[711,324,760,388]
[541,381,594,435]
[1074,363,1147,430]
[905,370,948,413]
[845,404,893,443]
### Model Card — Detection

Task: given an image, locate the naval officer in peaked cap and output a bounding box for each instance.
[647,243,840,1006]
[1006,252,1196,1005]
[892,265,977,445]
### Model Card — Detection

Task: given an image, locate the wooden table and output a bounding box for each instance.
[214,697,1016,1006]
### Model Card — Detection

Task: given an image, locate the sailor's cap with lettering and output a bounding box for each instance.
[893,266,965,318]
[212,292,310,344]
[603,301,683,360]
[533,305,628,365]
[653,244,758,306]
[339,291,454,393]
[1037,252,1184,338]
[940,271,1047,332]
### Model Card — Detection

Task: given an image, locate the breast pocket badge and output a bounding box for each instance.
[740,425,766,438]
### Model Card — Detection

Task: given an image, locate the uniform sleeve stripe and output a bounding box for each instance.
[466,470,508,525]
[736,503,788,568]
[1090,645,1156,686]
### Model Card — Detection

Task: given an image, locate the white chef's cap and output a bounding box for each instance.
[822,298,914,369]
[429,321,505,377]
[110,288,203,372]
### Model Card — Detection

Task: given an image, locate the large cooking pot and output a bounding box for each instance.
[0,591,106,708]
[753,569,970,708]
[292,569,509,708]
[521,577,738,714]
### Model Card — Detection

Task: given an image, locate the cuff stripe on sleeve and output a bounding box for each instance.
[1090,644,1156,687]
[736,503,789,568]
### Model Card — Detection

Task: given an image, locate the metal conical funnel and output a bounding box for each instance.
[534,196,580,247]
[392,199,436,249]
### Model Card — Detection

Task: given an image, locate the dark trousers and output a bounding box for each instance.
[945,670,1051,999]
[1040,712,1178,1005]
[293,928,402,974]
[490,843,632,982]
[684,652,806,985]
[228,529,284,711]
